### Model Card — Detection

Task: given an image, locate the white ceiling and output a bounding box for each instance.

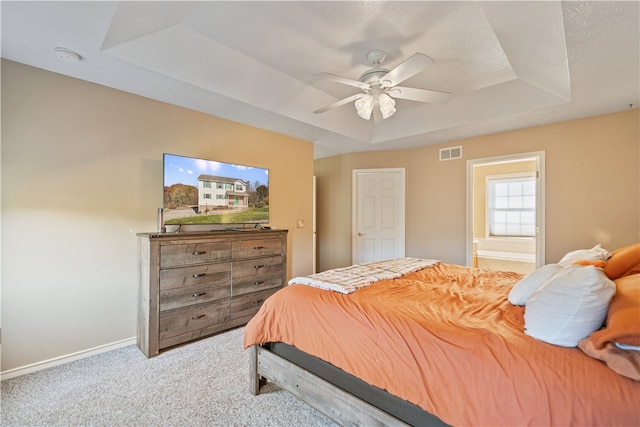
[2,1,638,159]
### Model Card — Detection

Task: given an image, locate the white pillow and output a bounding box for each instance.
[508,264,563,305]
[558,244,611,267]
[524,265,616,347]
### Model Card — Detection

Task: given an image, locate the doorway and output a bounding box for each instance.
[466,152,545,273]
[352,168,406,264]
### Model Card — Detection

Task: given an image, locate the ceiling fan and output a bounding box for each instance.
[314,49,452,121]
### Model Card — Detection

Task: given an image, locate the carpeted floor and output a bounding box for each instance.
[1,327,338,426]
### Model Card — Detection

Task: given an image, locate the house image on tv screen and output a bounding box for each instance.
[198,174,249,212]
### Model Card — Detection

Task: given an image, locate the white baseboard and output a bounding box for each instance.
[1,337,137,381]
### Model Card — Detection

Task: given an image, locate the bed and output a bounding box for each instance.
[244,246,640,426]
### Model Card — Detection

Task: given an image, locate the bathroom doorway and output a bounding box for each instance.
[466,152,545,273]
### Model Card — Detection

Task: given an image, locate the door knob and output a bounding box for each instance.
[357,232,365,236]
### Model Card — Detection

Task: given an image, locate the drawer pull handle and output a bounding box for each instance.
[191,314,205,320]
[253,299,264,305]
[192,273,206,278]
[253,246,264,250]
[254,281,265,286]
[192,251,207,255]
[254,265,265,269]
[191,292,206,298]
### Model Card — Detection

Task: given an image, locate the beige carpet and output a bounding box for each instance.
[1,327,337,426]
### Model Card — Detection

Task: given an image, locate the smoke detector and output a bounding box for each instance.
[54,47,81,63]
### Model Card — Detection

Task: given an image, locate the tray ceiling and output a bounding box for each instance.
[2,1,638,158]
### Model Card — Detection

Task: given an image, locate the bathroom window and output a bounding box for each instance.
[487,175,536,237]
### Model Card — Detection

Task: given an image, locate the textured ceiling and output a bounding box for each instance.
[2,1,638,158]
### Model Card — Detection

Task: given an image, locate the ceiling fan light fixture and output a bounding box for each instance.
[378,93,396,119]
[315,50,450,120]
[355,94,374,120]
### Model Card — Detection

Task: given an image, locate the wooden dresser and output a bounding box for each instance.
[136,229,287,357]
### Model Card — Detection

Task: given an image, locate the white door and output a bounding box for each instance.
[352,168,405,264]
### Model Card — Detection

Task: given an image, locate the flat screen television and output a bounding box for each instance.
[163,153,269,227]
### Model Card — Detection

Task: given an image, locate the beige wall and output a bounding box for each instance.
[315,109,639,272]
[1,60,314,372]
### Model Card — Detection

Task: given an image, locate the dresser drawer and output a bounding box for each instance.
[159,263,230,290]
[229,288,279,322]
[159,300,230,342]
[231,238,282,259]
[232,255,283,280]
[160,241,231,267]
[232,276,282,297]
[160,283,231,311]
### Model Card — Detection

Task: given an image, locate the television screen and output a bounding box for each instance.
[163,153,269,226]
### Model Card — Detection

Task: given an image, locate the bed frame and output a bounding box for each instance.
[249,343,449,426]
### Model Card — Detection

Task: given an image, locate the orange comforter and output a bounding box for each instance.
[244,264,640,426]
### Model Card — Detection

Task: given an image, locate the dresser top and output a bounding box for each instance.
[137,229,288,240]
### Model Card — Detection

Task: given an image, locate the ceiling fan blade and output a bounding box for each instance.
[389,86,452,104]
[314,72,370,90]
[314,93,365,114]
[380,53,435,87]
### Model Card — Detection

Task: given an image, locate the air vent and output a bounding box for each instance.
[439,146,462,161]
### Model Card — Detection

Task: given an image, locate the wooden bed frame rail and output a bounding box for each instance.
[249,344,409,426]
